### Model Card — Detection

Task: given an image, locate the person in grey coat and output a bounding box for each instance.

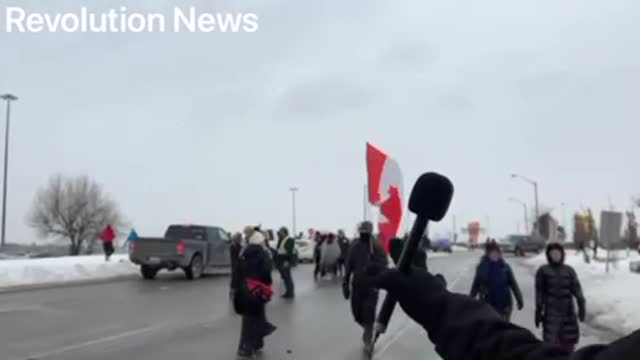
[535,242,586,352]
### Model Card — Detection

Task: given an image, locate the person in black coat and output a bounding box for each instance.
[342,221,388,352]
[470,242,524,321]
[235,230,276,358]
[229,233,243,298]
[337,230,350,278]
[535,242,586,351]
[313,232,325,281]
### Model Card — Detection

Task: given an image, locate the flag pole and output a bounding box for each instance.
[363,183,368,221]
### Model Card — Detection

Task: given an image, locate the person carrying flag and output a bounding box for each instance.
[342,221,388,353]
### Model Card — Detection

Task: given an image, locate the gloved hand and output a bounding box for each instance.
[434,273,447,288]
[342,282,351,300]
[367,266,447,328]
[535,309,542,328]
[517,301,524,311]
[578,307,586,322]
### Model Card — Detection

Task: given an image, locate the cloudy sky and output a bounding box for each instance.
[1,0,639,243]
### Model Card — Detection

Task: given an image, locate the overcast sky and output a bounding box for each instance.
[1,0,639,243]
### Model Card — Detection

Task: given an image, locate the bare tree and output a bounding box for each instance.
[28,175,125,255]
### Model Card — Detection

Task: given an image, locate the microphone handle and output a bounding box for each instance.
[374,215,429,334]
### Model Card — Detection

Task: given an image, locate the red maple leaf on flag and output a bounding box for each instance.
[366,143,404,253]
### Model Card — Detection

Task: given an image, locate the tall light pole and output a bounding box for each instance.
[289,187,298,237]
[0,94,18,248]
[509,197,529,234]
[511,173,539,234]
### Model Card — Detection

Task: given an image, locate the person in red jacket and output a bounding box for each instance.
[100,224,116,261]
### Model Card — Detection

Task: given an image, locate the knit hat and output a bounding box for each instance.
[359,221,374,234]
[485,241,501,254]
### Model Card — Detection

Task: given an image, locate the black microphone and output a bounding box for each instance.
[368,172,454,357]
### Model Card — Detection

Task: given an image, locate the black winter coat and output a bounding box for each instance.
[535,248,585,344]
[338,236,350,261]
[233,244,273,316]
[344,236,388,290]
[230,242,243,289]
[239,244,273,285]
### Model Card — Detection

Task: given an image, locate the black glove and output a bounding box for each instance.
[578,307,586,322]
[367,266,447,328]
[434,273,447,288]
[535,309,542,328]
[342,282,351,300]
[517,301,524,311]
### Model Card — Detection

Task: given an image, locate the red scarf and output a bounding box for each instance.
[246,278,273,302]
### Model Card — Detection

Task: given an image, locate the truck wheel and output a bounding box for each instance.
[185,254,203,280]
[140,265,157,280]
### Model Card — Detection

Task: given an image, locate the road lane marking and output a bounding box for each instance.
[0,305,43,313]
[25,324,164,359]
[20,276,318,359]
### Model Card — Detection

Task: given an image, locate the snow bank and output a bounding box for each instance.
[0,254,138,290]
[525,251,640,335]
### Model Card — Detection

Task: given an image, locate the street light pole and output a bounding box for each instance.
[509,197,529,234]
[0,94,18,248]
[511,173,539,234]
[289,187,298,237]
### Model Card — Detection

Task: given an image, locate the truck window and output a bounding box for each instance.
[165,225,207,240]
[217,229,230,242]
[207,228,221,242]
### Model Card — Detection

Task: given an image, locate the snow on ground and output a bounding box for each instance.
[0,254,138,290]
[452,244,470,252]
[525,251,640,335]
[427,251,452,258]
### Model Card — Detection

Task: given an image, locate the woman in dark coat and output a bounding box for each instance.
[229,233,243,298]
[535,242,586,351]
[235,230,276,358]
[470,242,524,321]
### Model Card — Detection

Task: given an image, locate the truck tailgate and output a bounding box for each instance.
[133,237,179,257]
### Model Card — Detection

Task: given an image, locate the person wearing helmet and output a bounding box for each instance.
[342,221,388,353]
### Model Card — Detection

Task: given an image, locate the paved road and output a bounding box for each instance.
[0,251,617,360]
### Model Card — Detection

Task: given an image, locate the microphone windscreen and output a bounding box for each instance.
[408,172,454,221]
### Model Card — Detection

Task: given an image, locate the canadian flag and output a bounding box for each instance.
[366,142,404,253]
